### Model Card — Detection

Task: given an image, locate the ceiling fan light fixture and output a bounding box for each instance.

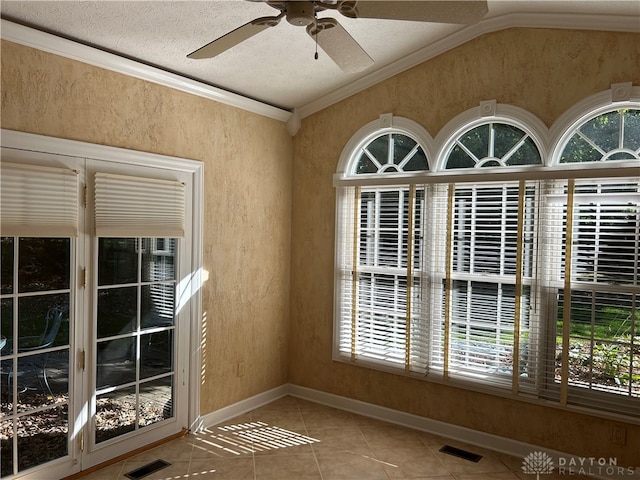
[286,1,316,26]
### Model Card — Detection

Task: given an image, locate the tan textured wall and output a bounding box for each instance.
[290,28,640,465]
[1,40,293,414]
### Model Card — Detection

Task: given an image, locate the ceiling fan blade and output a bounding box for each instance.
[339,1,488,24]
[187,15,282,59]
[307,18,373,73]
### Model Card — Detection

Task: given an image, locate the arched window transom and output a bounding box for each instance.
[354,133,429,175]
[445,122,542,169]
[560,108,640,163]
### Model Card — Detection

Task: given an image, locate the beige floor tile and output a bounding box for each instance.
[418,431,453,447]
[315,450,389,480]
[189,456,256,479]
[252,437,316,456]
[125,436,193,463]
[192,428,256,457]
[306,426,371,454]
[254,452,322,480]
[300,405,363,429]
[373,446,453,478]
[242,422,318,456]
[250,408,307,431]
[494,451,525,471]
[453,472,520,480]
[75,463,124,480]
[360,423,425,450]
[394,477,456,480]
[514,472,595,480]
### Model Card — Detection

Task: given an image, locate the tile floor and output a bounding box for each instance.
[79,395,593,480]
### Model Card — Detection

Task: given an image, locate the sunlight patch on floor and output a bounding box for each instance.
[195,421,320,456]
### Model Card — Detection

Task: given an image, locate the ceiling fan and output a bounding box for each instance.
[187,0,488,73]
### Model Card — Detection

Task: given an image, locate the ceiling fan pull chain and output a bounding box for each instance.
[314,17,319,60]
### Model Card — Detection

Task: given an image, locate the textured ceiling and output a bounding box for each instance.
[2,1,639,111]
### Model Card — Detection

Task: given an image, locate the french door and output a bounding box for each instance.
[0,147,198,479]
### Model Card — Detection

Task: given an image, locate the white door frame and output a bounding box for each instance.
[1,129,204,478]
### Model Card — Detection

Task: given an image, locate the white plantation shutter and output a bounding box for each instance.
[94,172,185,238]
[1,162,79,237]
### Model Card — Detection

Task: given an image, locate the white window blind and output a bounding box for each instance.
[1,162,79,237]
[335,185,429,374]
[94,172,185,238]
[439,181,537,393]
[540,178,640,416]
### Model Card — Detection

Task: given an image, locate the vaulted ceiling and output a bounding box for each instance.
[2,1,639,117]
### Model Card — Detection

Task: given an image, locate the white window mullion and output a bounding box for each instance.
[560,179,575,405]
[488,122,496,159]
[512,180,527,394]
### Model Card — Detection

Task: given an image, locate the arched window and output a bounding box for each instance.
[543,102,640,414]
[438,116,543,389]
[353,133,429,175]
[333,94,640,419]
[559,108,640,163]
[445,122,542,169]
[334,116,432,373]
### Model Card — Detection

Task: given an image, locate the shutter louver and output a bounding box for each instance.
[94,172,185,238]
[1,162,79,237]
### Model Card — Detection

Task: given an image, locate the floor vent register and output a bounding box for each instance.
[125,459,171,480]
[439,445,483,463]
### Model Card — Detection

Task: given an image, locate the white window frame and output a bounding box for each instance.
[334,88,640,421]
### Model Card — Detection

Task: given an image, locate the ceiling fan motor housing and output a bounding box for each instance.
[286,1,316,26]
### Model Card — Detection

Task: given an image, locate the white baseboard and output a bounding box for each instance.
[196,384,289,432]
[198,383,638,480]
[287,384,545,457]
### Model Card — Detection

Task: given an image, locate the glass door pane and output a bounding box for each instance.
[1,237,71,477]
[94,238,176,445]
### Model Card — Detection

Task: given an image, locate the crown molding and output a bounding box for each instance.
[2,12,637,127]
[0,19,292,124]
[296,12,640,119]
